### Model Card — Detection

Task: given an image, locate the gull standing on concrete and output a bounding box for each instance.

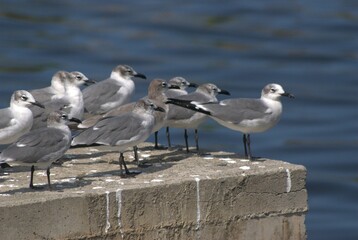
[165,77,198,147]
[0,111,81,189]
[145,79,177,149]
[166,83,294,159]
[71,99,165,177]
[83,65,146,115]
[165,83,230,152]
[78,79,175,165]
[0,90,44,147]
[30,71,94,129]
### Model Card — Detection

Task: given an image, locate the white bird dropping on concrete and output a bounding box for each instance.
[105,191,111,233]
[286,169,292,193]
[0,90,44,146]
[166,83,294,159]
[0,111,81,189]
[83,64,146,115]
[195,177,201,231]
[71,99,165,177]
[166,83,230,152]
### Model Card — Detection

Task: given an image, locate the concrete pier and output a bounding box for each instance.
[0,143,307,240]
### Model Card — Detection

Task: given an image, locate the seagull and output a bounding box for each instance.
[0,90,44,147]
[30,71,93,129]
[71,99,165,177]
[0,111,81,189]
[83,65,146,115]
[144,79,177,149]
[165,83,230,152]
[67,71,96,119]
[166,83,294,159]
[30,71,70,104]
[166,77,198,98]
[77,79,175,165]
[165,77,198,147]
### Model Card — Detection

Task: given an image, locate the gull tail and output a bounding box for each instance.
[165,98,212,115]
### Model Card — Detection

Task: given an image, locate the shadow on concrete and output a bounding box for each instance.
[0,178,94,195]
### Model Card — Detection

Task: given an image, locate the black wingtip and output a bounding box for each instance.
[165,98,212,115]
[1,163,11,169]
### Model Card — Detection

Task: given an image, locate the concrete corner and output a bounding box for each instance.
[0,143,307,240]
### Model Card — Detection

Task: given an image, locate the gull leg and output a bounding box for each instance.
[119,152,124,177]
[119,152,141,177]
[195,129,199,152]
[243,134,248,158]
[154,131,159,149]
[46,167,52,190]
[133,146,139,165]
[29,165,35,189]
[122,157,130,175]
[166,127,171,148]
[247,134,252,160]
[184,129,189,153]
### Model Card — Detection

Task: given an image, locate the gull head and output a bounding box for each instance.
[112,65,146,80]
[262,83,294,101]
[70,71,96,86]
[12,90,44,109]
[198,83,230,97]
[168,77,198,90]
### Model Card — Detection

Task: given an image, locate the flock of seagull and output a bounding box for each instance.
[0,64,294,190]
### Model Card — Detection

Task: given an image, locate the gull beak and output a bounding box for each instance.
[31,101,45,109]
[134,73,147,79]
[84,79,96,86]
[168,84,181,89]
[281,92,295,99]
[69,117,82,124]
[218,89,231,96]
[188,82,198,88]
[154,106,166,112]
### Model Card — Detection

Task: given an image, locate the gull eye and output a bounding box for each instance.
[76,75,82,80]
[125,67,133,74]
[162,82,167,87]
[61,114,68,120]
[270,88,276,93]
[20,95,28,101]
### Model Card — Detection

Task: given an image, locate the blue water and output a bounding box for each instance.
[0,1,357,239]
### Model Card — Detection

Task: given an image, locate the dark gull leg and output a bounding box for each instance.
[195,129,199,152]
[119,152,125,177]
[122,156,130,175]
[154,131,159,149]
[119,152,141,177]
[46,167,52,190]
[184,129,189,153]
[134,145,152,168]
[166,127,171,148]
[133,146,139,165]
[247,134,252,160]
[29,165,35,189]
[243,134,248,159]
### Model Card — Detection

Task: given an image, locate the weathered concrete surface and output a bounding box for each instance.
[0,143,307,240]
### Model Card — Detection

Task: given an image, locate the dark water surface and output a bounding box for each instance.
[1,1,357,239]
